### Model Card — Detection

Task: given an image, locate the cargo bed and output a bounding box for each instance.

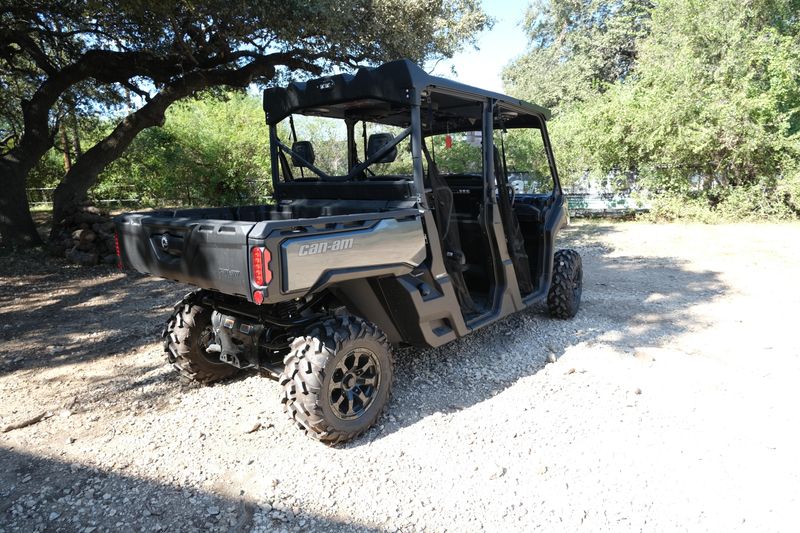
[114,199,425,303]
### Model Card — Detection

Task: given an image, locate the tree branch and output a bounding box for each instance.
[1,29,58,75]
[50,52,318,236]
[121,80,151,101]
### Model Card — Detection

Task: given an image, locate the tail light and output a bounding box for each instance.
[250,246,272,287]
[113,231,123,270]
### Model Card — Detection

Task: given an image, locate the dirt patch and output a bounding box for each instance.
[1,222,799,532]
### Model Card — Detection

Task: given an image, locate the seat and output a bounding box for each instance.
[494,147,534,294]
[366,133,398,163]
[274,180,414,201]
[421,141,478,313]
[290,141,315,167]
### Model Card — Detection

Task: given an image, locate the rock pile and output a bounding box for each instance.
[50,206,119,267]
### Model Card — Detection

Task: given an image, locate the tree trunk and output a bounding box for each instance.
[0,94,57,247]
[49,59,279,239]
[59,122,72,171]
[70,112,82,157]
[0,158,43,247]
[0,57,88,247]
[50,87,189,238]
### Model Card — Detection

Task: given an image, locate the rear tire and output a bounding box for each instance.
[280,315,394,444]
[547,249,583,319]
[163,291,239,384]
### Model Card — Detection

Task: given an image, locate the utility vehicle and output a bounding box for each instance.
[114,60,583,443]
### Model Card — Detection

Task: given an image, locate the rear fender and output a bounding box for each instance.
[254,214,427,303]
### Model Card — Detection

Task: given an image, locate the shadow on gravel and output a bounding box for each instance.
[0,446,378,532]
[1,224,728,449]
[361,222,727,444]
[0,251,184,379]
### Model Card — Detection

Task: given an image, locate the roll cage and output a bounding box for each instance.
[264,59,563,204]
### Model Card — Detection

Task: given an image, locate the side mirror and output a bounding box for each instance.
[367,133,397,163]
[291,141,315,167]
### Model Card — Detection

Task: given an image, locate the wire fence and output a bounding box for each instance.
[26,180,274,210]
[27,186,648,218]
[564,192,650,218]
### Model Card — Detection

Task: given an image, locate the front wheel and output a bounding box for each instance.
[547,249,583,319]
[280,315,394,444]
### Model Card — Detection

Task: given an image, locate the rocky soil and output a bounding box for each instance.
[1,222,799,532]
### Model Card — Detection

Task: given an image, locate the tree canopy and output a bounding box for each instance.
[0,0,490,246]
[504,0,800,220]
[504,0,652,109]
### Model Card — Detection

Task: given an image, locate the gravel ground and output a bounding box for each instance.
[1,221,799,532]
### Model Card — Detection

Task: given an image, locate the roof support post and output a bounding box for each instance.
[409,99,428,209]
[269,123,280,194]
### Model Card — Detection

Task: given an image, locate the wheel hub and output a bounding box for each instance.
[328,348,381,420]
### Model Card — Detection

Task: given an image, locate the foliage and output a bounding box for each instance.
[1,0,492,135]
[504,0,653,109]
[0,0,491,246]
[505,0,800,222]
[429,133,482,174]
[98,92,272,206]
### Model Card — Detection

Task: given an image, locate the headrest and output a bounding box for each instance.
[367,133,397,163]
[291,141,315,167]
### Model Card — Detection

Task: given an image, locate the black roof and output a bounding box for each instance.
[262,59,551,127]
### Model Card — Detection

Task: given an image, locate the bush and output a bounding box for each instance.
[99,91,273,207]
[641,193,722,224]
[642,177,798,223]
[715,182,796,222]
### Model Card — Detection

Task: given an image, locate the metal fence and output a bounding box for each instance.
[26,180,273,209]
[564,192,650,218]
[27,187,649,218]
[26,186,141,208]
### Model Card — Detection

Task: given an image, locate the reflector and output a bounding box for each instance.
[113,232,123,270]
[263,248,272,284]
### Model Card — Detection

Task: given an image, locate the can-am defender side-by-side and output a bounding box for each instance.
[115,60,583,443]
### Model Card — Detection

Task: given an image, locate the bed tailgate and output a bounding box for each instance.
[114,212,255,298]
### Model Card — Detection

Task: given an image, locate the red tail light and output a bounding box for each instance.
[113,231,123,270]
[250,246,272,287]
[251,246,265,286]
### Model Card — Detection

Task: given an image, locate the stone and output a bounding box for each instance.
[489,467,507,480]
[66,247,99,266]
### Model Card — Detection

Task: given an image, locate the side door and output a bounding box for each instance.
[493,106,566,297]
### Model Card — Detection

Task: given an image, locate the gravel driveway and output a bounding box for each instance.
[1,222,799,532]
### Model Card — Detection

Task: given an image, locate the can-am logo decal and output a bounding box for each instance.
[298,238,354,256]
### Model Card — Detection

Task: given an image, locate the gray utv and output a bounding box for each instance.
[115,59,582,443]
